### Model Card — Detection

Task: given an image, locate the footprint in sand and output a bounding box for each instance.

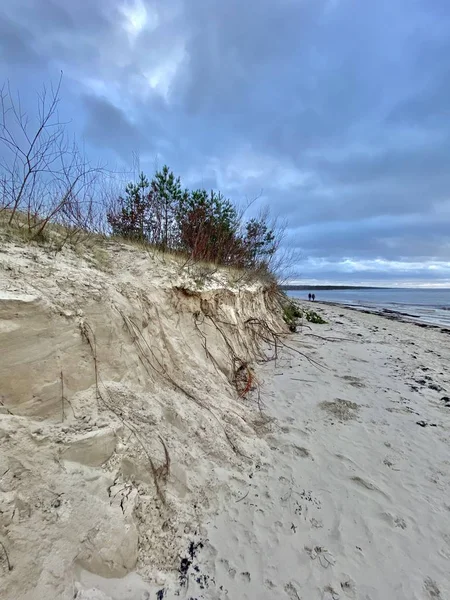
[341,375,366,388]
[380,512,407,529]
[218,558,236,579]
[323,585,340,600]
[284,582,302,599]
[351,475,377,490]
[394,517,407,529]
[305,545,336,568]
[350,475,389,499]
[424,577,441,598]
[292,445,312,458]
[310,517,324,529]
[340,577,357,598]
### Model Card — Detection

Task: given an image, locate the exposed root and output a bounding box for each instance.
[156,435,171,483]
[117,308,246,457]
[192,313,223,379]
[79,321,100,405]
[79,319,169,504]
[0,539,12,572]
[305,333,353,342]
[60,371,65,423]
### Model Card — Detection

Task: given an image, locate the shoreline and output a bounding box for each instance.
[299,299,450,333]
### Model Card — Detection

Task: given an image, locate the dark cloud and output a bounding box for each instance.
[0,14,39,65]
[1,0,450,284]
[81,95,151,158]
[288,215,450,261]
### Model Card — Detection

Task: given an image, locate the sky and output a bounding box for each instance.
[1,0,450,286]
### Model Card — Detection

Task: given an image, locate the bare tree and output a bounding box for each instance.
[0,74,101,238]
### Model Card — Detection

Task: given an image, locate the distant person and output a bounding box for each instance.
[308,293,312,301]
[312,293,316,301]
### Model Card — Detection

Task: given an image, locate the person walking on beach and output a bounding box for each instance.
[312,293,315,301]
[308,293,312,301]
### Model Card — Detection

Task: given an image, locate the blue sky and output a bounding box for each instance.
[1,0,450,286]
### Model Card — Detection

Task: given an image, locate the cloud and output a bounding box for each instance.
[81,94,151,158]
[1,0,450,284]
[0,13,40,65]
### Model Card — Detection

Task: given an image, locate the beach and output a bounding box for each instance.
[2,236,450,600]
[287,288,450,329]
[169,301,450,600]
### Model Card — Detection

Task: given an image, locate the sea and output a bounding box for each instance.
[286,288,450,328]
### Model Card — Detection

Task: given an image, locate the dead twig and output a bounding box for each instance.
[157,435,171,482]
[79,321,100,405]
[235,490,249,503]
[60,370,64,422]
[278,340,329,371]
[305,333,352,342]
[0,540,12,571]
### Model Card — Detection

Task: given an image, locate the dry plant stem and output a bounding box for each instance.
[102,377,167,505]
[305,333,353,342]
[79,322,99,406]
[280,340,329,371]
[79,319,168,504]
[211,312,327,373]
[244,317,329,371]
[60,370,64,423]
[256,387,269,416]
[1,75,104,239]
[205,311,329,396]
[192,314,223,378]
[117,308,244,456]
[0,539,12,571]
[0,400,13,415]
[158,435,171,481]
[235,490,249,503]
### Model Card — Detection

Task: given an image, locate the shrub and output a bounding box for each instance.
[305,310,327,324]
[282,303,327,330]
[242,217,277,269]
[107,172,150,240]
[107,166,187,250]
[282,302,303,331]
[177,189,241,263]
[108,166,281,272]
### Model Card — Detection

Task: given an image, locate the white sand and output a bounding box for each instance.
[187,303,450,600]
[1,239,449,599]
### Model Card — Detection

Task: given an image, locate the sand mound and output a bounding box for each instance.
[0,239,285,599]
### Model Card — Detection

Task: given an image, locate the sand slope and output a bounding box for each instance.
[0,239,283,599]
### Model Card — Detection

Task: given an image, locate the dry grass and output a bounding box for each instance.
[0,210,278,291]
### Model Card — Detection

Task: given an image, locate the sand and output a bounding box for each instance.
[0,238,283,599]
[142,304,450,600]
[77,303,450,600]
[1,238,449,600]
[183,303,450,600]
